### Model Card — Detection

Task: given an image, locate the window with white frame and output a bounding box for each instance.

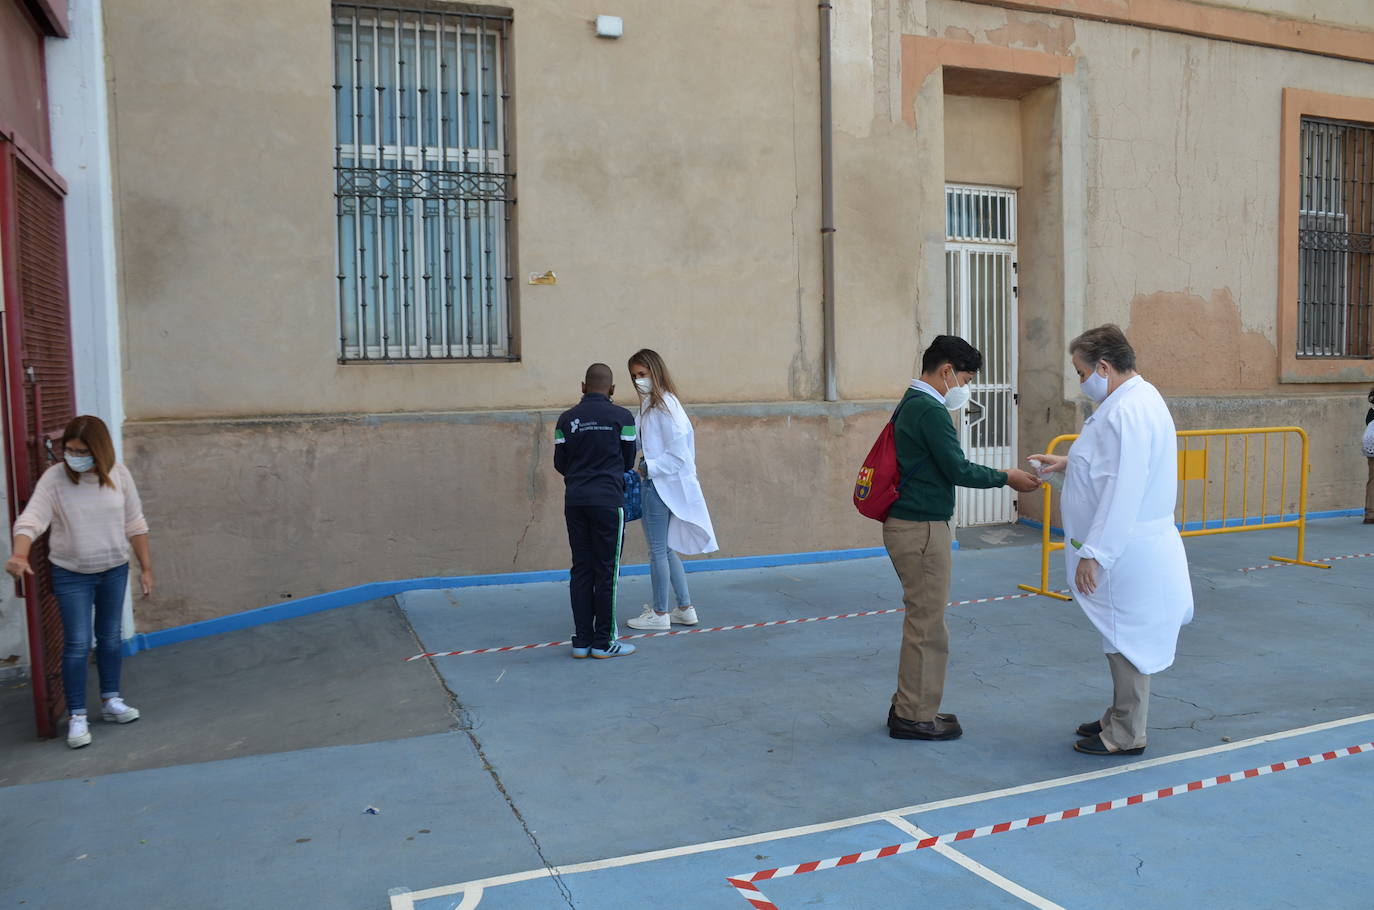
[333,3,514,361]
[1297,116,1373,359]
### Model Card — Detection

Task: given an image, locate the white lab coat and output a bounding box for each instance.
[1061,375,1194,675]
[638,393,719,555]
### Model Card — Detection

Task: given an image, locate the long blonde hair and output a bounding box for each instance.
[628,349,680,413]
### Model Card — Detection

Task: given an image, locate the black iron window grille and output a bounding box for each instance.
[333,3,514,362]
[1298,116,1373,359]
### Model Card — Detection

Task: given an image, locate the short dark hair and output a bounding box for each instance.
[921,335,982,375]
[1070,324,1137,372]
[584,363,613,393]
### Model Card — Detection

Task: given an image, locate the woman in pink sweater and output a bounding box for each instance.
[5,416,153,748]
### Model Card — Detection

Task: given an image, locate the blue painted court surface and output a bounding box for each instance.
[401,717,1374,909]
[1,517,1371,909]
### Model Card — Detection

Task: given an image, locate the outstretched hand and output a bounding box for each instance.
[1028,453,1067,474]
[1005,468,1041,493]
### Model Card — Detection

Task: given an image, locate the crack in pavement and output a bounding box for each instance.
[1152,691,1264,732]
[404,601,577,909]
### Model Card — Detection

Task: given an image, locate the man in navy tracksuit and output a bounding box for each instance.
[554,363,638,659]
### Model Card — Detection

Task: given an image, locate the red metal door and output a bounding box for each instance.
[0,139,77,738]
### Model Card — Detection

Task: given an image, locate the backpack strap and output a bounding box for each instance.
[896,456,926,492]
[891,391,927,492]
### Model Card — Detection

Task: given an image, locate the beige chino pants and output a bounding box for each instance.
[883,517,953,723]
[1100,651,1150,751]
[1365,456,1373,521]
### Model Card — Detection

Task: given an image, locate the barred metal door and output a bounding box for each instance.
[0,143,77,738]
[945,185,1018,527]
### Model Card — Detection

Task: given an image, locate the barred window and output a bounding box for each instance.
[1297,116,1373,359]
[333,3,514,362]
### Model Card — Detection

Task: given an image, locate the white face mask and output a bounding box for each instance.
[634,377,652,394]
[1080,368,1109,404]
[65,454,95,473]
[942,372,972,411]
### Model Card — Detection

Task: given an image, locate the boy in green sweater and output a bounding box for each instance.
[886,336,1040,741]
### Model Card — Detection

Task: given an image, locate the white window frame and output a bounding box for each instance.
[334,5,512,362]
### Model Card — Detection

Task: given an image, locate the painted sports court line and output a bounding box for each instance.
[884,817,1066,910]
[387,711,1374,909]
[722,739,1373,908]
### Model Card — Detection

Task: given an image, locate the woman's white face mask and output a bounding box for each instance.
[634,377,652,394]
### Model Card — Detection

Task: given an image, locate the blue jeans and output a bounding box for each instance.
[641,479,691,613]
[51,563,129,715]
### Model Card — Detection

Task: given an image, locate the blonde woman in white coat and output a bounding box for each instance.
[625,349,718,631]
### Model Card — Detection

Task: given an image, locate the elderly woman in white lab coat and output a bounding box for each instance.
[624,349,718,632]
[1030,325,1193,757]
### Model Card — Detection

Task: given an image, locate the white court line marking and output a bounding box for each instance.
[725,741,1373,908]
[884,816,1067,910]
[393,711,1374,908]
[391,885,483,910]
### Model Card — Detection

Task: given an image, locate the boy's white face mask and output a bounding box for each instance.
[942,371,972,411]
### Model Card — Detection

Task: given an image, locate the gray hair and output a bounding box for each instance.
[1070,324,1137,373]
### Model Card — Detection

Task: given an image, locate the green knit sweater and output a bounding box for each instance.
[887,388,1008,522]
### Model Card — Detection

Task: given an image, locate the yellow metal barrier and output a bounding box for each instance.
[1017,426,1330,601]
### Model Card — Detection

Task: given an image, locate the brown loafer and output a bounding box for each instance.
[889,714,963,741]
[889,706,958,728]
[1076,720,1102,738]
[1074,734,1144,756]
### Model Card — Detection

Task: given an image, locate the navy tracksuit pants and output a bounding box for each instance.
[565,505,624,650]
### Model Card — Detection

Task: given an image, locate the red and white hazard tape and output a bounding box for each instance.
[404,590,1064,661]
[405,549,1369,661]
[1238,552,1374,573]
[725,740,1374,909]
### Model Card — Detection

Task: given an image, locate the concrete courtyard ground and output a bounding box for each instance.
[0,517,1370,909]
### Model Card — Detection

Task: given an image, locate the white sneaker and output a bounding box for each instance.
[67,714,91,748]
[669,606,699,626]
[626,606,670,631]
[101,697,141,724]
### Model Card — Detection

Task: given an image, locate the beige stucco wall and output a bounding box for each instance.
[917,0,1374,517]
[124,404,893,627]
[106,0,826,417]
[1208,0,1374,30]
[927,0,1374,380]
[943,95,1022,187]
[102,0,1374,630]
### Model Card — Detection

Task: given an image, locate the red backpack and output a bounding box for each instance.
[853,395,927,521]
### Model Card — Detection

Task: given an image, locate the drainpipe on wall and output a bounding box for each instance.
[818,2,838,401]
